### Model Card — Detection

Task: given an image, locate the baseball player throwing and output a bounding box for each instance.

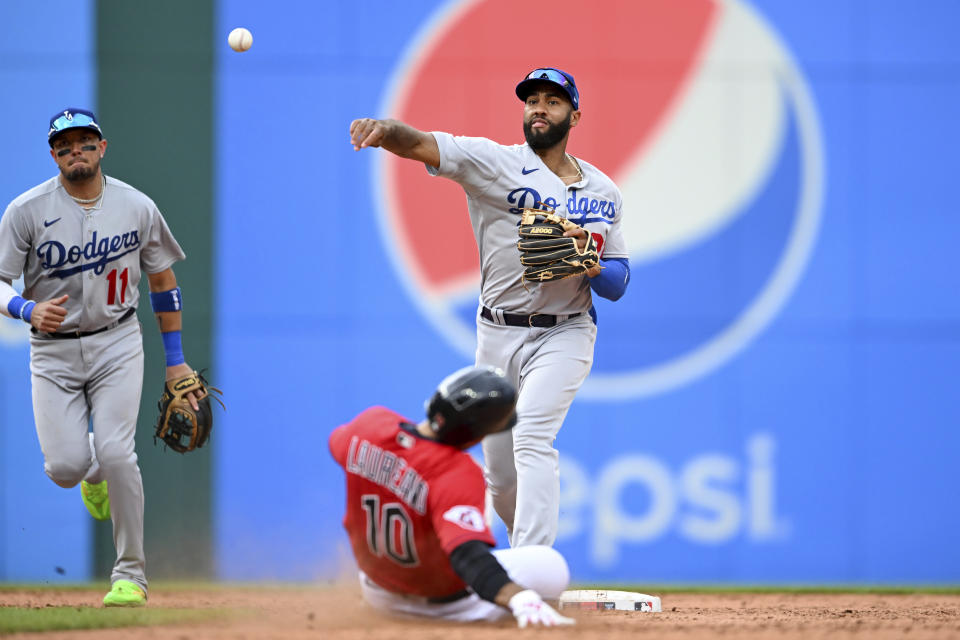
[0,108,200,606]
[350,68,629,547]
[330,365,574,626]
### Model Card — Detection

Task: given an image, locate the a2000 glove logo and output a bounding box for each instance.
[375,0,824,400]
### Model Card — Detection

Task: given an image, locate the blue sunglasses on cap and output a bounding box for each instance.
[515,68,580,110]
[48,109,103,146]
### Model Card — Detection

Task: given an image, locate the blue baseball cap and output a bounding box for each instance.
[515,68,580,110]
[48,108,103,147]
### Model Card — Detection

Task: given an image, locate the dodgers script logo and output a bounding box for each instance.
[506,187,616,221]
[374,0,824,399]
[37,230,141,279]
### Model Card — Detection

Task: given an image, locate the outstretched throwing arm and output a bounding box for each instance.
[349,118,440,168]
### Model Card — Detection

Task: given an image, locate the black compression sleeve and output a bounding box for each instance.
[448,540,512,603]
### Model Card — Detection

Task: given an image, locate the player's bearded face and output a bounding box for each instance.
[52,132,103,182]
[63,156,100,182]
[523,108,573,151]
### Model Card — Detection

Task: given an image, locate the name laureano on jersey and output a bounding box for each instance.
[345,435,428,515]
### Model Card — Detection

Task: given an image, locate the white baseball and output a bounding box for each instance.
[228,27,253,52]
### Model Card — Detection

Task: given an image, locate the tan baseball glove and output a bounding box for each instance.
[154,370,224,453]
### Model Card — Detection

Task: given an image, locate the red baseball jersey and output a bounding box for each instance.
[329,406,496,598]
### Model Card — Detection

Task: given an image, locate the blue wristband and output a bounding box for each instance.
[21,301,36,323]
[7,296,35,324]
[161,330,186,366]
[150,287,183,313]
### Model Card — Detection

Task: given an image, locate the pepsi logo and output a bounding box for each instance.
[374,0,823,399]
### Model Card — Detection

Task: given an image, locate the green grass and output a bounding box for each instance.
[0,581,327,633]
[0,606,232,634]
[0,582,101,592]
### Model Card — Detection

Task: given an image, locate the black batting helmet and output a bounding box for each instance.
[425,365,517,447]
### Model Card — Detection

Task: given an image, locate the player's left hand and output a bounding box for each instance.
[562,228,603,277]
[508,589,576,628]
[166,362,200,411]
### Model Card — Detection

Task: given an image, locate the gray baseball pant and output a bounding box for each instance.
[477,311,596,547]
[30,319,147,592]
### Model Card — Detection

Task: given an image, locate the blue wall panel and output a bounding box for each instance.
[0,1,95,582]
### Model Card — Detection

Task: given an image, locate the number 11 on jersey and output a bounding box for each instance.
[106,267,128,305]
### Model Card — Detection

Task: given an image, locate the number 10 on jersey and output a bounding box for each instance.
[361,494,419,566]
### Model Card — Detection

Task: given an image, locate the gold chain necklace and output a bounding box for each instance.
[557,153,583,181]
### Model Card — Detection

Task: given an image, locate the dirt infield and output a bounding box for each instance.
[3,586,960,639]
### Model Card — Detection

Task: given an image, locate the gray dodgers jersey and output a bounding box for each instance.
[427,133,627,316]
[0,175,186,332]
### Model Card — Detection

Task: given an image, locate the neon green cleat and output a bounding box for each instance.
[103,580,147,607]
[80,480,110,521]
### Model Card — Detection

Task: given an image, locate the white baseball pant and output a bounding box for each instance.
[358,545,570,622]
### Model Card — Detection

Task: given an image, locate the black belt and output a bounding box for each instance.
[31,307,137,339]
[481,306,581,328]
